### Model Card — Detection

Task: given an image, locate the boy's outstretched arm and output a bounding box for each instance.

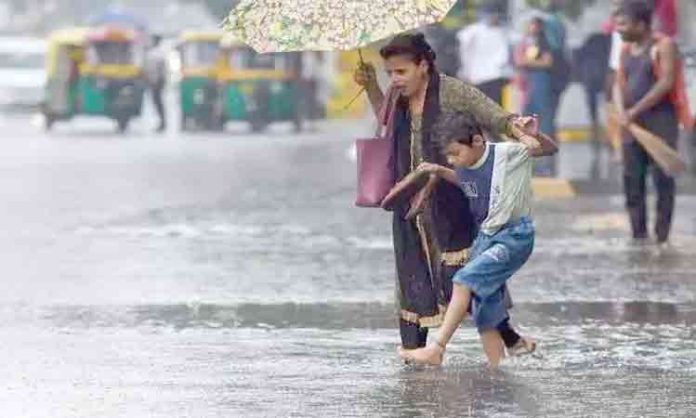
[417,162,459,185]
[508,120,559,157]
[526,132,559,157]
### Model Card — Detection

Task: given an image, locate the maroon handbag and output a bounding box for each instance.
[355,88,398,207]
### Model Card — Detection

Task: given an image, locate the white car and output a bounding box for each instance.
[0,36,46,110]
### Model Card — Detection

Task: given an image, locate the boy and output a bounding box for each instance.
[398,112,557,367]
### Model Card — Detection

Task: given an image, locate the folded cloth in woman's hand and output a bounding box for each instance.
[381,170,438,220]
[380,170,429,210]
[404,175,438,220]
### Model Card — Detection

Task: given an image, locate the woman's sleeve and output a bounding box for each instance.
[452,80,514,136]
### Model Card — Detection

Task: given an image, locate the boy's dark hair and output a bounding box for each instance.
[618,0,653,26]
[433,112,483,150]
[379,32,437,74]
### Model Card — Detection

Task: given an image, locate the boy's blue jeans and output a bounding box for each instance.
[453,217,535,331]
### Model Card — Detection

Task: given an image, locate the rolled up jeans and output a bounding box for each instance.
[453,217,535,331]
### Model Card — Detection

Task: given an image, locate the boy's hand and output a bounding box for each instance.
[508,115,557,157]
[617,113,630,128]
[620,107,638,127]
[510,116,538,138]
[518,116,538,135]
[509,117,541,147]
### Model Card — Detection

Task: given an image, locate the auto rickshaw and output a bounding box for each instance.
[42,28,88,129]
[42,26,146,132]
[176,31,224,130]
[218,38,303,132]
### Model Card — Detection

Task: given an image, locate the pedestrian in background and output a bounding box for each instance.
[516,17,555,177]
[300,51,328,131]
[543,0,570,136]
[574,32,612,178]
[608,0,626,90]
[145,34,168,133]
[456,2,512,106]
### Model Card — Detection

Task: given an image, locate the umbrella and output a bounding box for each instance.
[224,0,457,53]
[90,8,148,32]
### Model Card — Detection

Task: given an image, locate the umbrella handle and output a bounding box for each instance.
[343,87,366,111]
[342,49,367,111]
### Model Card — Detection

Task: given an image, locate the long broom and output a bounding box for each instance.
[604,103,623,162]
[607,111,685,176]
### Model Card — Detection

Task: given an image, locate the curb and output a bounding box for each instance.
[532,178,576,199]
[532,177,696,198]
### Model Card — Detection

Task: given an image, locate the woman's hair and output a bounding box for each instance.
[433,112,483,150]
[379,32,437,73]
[530,16,545,28]
[618,0,653,27]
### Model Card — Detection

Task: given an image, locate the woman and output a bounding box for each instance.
[516,17,556,177]
[354,33,536,363]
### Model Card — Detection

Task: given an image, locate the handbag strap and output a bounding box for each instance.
[375,86,398,138]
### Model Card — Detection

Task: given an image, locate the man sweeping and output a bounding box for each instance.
[613,0,688,248]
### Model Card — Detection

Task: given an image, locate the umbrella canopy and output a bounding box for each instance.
[224,0,457,53]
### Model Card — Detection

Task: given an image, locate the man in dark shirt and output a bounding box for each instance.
[613,0,678,247]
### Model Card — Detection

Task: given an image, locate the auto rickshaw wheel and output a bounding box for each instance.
[211,115,225,131]
[250,115,269,133]
[44,115,55,132]
[293,113,304,134]
[116,117,130,133]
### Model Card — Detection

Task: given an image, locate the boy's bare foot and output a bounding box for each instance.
[508,337,537,357]
[397,343,444,366]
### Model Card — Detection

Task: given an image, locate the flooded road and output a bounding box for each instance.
[1,115,695,417]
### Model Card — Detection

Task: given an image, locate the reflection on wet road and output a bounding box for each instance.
[0,117,695,417]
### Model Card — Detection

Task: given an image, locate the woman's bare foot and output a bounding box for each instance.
[397,343,444,366]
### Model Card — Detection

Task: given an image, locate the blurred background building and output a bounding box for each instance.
[0,0,693,43]
[0,0,224,34]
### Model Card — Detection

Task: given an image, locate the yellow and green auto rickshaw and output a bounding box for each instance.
[42,28,88,129]
[176,31,224,130]
[218,38,303,132]
[42,26,146,132]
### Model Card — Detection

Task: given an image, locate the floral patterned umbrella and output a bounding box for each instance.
[224,0,457,53]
